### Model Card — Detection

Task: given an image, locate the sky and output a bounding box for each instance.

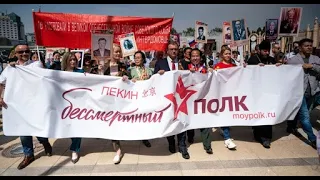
[1,4,320,34]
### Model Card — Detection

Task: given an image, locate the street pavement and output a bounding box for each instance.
[0,110,320,176]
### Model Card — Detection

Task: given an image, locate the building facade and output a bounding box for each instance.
[25,33,36,46]
[0,13,19,40]
[0,12,25,46]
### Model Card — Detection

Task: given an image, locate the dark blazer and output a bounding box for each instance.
[233,29,246,41]
[154,57,183,74]
[93,48,110,57]
[266,29,278,37]
[180,59,191,70]
[197,35,206,40]
[154,58,170,74]
[247,54,276,65]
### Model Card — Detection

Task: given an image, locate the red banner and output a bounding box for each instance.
[33,12,173,51]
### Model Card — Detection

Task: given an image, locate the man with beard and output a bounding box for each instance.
[247,40,277,148]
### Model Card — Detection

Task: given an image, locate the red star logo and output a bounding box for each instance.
[164,76,197,120]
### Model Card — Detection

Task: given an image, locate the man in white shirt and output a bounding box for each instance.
[153,41,190,160]
[270,43,281,58]
[285,41,300,60]
[0,44,52,170]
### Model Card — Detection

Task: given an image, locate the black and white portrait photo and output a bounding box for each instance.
[119,32,138,57]
[91,33,113,61]
[222,22,232,45]
[195,21,208,43]
[71,49,85,69]
[265,19,278,41]
[123,39,134,50]
[231,19,248,42]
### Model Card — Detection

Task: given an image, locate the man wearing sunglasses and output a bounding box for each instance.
[0,43,53,170]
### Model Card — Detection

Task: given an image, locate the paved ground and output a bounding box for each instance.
[0,121,319,176]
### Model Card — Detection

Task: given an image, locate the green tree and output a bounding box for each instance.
[170,27,178,34]
[182,27,195,36]
[213,27,222,32]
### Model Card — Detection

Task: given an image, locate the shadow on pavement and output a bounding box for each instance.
[0,126,19,147]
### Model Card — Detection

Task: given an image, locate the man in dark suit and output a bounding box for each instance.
[196,26,206,40]
[266,21,278,37]
[93,38,110,57]
[153,41,190,160]
[233,20,246,41]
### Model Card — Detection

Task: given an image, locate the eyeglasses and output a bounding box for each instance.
[16,50,30,54]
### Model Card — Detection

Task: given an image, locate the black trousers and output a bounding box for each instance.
[167,131,187,151]
[187,129,212,150]
[187,129,194,140]
[253,125,272,140]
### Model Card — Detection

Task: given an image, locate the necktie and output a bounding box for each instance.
[172,61,176,70]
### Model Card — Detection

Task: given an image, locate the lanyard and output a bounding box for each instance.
[191,64,204,72]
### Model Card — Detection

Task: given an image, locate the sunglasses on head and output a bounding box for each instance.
[17,50,30,54]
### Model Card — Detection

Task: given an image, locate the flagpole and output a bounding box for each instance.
[31,9,41,63]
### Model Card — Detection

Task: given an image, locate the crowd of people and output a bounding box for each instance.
[0,37,320,170]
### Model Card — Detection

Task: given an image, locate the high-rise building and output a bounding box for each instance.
[0,12,25,42]
[25,32,36,46]
[7,12,25,41]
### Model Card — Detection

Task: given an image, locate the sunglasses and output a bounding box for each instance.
[16,50,30,54]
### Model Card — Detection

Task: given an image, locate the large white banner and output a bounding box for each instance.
[3,65,303,140]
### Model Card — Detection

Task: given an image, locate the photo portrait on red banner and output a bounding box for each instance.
[91,33,113,61]
[33,12,173,51]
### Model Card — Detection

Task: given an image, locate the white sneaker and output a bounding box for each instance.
[224,139,237,150]
[113,154,122,164]
[71,151,78,160]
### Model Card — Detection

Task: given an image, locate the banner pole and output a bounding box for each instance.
[36,45,41,61]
